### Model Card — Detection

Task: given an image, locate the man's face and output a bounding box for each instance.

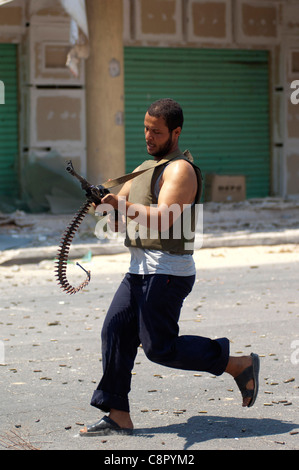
[144,112,180,159]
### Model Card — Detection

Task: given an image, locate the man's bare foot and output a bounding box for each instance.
[225,354,259,407]
[109,409,134,430]
[79,412,133,436]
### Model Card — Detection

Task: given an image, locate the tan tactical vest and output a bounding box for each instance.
[124,149,202,255]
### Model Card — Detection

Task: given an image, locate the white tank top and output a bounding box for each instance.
[128,247,196,276]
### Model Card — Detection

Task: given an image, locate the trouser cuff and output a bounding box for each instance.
[90,389,130,413]
[212,337,230,376]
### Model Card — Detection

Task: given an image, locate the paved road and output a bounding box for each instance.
[0,248,298,451]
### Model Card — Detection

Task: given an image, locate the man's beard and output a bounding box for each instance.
[147,133,173,159]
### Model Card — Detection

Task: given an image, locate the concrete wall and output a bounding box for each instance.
[85,0,125,185]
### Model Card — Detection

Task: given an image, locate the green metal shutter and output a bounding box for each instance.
[124,47,270,199]
[0,44,19,198]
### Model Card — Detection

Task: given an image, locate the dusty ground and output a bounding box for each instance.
[0,244,298,451]
[0,243,298,282]
[93,244,299,270]
[51,243,299,275]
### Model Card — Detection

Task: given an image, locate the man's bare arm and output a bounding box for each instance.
[101,160,198,231]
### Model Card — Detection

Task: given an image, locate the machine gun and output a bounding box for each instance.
[55,160,153,295]
[55,161,111,295]
[55,154,193,294]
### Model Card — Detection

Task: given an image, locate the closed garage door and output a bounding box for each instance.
[0,44,19,198]
[124,47,271,199]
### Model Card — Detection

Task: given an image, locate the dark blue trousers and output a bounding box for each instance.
[91,273,229,413]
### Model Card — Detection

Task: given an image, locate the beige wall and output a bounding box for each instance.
[85,0,125,184]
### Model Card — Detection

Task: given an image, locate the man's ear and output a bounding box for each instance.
[173,126,182,138]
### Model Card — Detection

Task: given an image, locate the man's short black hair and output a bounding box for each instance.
[147,98,184,131]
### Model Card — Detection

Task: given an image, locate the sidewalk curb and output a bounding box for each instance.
[1,229,299,266]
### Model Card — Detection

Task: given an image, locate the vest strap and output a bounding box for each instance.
[100,150,196,190]
[101,158,174,190]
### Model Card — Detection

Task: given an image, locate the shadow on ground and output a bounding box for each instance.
[135,415,298,449]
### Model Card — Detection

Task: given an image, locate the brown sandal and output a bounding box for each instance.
[234,353,260,407]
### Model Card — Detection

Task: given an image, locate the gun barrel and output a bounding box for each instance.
[66,160,90,190]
